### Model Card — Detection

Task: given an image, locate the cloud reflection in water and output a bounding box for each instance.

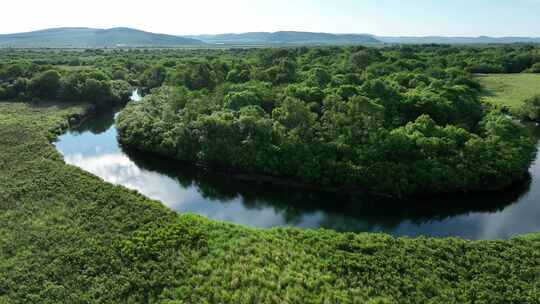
[62,150,320,228]
[54,110,540,240]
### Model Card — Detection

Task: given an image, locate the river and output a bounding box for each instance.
[54,92,540,239]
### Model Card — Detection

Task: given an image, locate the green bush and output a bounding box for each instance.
[521,95,540,121]
[1,83,540,304]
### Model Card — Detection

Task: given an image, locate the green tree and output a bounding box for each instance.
[141,65,167,89]
[29,70,62,100]
[82,79,112,107]
[521,95,540,121]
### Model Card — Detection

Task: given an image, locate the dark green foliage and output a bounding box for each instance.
[60,71,131,108]
[29,70,62,99]
[82,78,112,105]
[529,62,540,73]
[226,65,251,83]
[140,65,167,90]
[116,45,538,197]
[1,47,540,302]
[0,52,133,108]
[110,80,132,103]
[349,48,383,70]
[521,95,540,122]
[170,62,218,90]
[0,103,176,303]
[2,102,540,303]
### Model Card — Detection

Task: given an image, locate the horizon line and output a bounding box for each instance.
[1,26,540,39]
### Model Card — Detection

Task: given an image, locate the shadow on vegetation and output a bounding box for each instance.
[121,143,531,232]
[71,106,119,135]
[61,107,537,232]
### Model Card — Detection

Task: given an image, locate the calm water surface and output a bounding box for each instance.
[54,93,540,239]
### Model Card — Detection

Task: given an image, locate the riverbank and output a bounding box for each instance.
[56,110,540,237]
[120,139,537,201]
[1,101,540,303]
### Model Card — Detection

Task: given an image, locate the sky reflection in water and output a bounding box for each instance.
[54,109,540,240]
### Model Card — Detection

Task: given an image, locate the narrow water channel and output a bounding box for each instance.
[54,93,540,239]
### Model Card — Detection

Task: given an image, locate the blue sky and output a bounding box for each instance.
[2,0,540,36]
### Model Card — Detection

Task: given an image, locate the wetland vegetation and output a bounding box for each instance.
[1,102,539,303]
[2,45,540,303]
[479,73,540,120]
[116,45,540,197]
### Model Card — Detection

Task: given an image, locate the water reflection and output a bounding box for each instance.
[130,89,143,102]
[54,109,540,240]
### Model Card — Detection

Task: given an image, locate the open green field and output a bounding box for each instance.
[1,102,540,303]
[478,73,540,112]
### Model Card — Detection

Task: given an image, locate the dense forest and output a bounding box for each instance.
[2,46,540,303]
[0,50,135,108]
[111,45,540,197]
[523,95,540,121]
[2,102,540,303]
[1,46,539,197]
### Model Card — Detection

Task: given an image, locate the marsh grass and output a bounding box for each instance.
[1,102,539,303]
[479,73,540,113]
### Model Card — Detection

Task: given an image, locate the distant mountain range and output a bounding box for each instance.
[376,36,540,44]
[187,31,380,45]
[0,27,539,48]
[0,27,203,48]
[192,32,540,45]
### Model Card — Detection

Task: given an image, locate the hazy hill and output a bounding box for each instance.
[1,27,539,48]
[376,36,540,44]
[189,31,540,45]
[0,27,204,48]
[188,31,381,45]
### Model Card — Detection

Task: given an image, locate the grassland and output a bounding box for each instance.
[478,73,540,113]
[1,102,540,303]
